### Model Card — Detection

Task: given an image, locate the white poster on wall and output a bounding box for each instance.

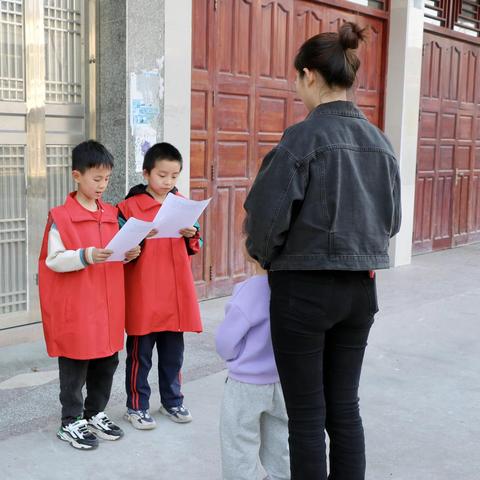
[129,58,164,172]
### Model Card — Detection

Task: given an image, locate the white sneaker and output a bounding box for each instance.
[124,408,157,430]
[159,404,192,423]
[57,418,99,450]
[87,412,124,440]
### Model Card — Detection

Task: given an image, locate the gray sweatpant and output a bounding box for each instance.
[220,377,290,480]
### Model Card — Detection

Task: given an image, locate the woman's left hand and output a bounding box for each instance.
[124,245,141,261]
[179,227,197,238]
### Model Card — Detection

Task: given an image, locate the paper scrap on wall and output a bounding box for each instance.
[130,57,164,172]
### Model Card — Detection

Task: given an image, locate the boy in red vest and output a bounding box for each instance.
[38,140,140,450]
[118,142,202,430]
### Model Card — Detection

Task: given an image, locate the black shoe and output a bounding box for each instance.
[57,419,99,450]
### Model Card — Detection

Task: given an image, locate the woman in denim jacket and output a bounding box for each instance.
[244,22,401,480]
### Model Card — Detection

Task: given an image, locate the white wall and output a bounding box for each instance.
[384,0,425,266]
[163,0,193,196]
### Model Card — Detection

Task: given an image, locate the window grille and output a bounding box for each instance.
[0,0,24,101]
[0,145,27,314]
[425,0,480,37]
[454,0,480,37]
[44,0,82,103]
[425,0,448,26]
[348,0,387,10]
[46,145,74,208]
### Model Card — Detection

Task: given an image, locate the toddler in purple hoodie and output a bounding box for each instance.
[215,260,289,480]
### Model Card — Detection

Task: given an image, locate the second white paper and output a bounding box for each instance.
[151,193,211,239]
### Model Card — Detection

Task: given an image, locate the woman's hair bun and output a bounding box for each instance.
[339,21,366,50]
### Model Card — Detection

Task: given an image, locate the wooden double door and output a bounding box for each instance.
[414,31,480,254]
[190,0,388,298]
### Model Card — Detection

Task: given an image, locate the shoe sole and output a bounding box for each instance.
[124,412,156,430]
[159,406,192,423]
[88,425,124,440]
[57,431,98,450]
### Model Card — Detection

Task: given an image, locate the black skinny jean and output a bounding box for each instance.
[269,270,378,480]
[58,353,119,425]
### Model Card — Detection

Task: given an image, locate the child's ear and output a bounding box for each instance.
[143,169,149,180]
[72,170,82,184]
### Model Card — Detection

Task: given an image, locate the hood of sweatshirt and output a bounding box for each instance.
[125,183,178,200]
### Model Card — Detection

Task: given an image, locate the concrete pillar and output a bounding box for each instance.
[125,0,165,190]
[98,0,165,201]
[97,0,192,202]
[164,0,192,196]
[97,0,127,204]
[384,0,424,266]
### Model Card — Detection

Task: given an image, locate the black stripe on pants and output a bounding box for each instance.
[269,270,377,480]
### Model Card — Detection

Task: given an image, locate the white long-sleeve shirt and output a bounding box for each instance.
[45,223,95,273]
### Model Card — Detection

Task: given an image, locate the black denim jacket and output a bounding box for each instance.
[244,101,401,271]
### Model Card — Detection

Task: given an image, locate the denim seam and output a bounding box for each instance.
[276,143,299,162]
[318,152,331,226]
[297,144,397,167]
[263,159,301,262]
[312,110,367,119]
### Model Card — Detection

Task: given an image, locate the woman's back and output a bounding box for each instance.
[245,100,401,271]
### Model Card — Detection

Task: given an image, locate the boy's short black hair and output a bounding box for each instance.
[143,142,183,173]
[72,140,114,173]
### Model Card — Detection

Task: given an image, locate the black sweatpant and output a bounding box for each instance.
[269,270,378,480]
[58,353,119,426]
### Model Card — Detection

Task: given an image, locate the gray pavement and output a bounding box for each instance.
[1,244,480,479]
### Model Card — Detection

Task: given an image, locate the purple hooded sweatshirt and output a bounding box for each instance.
[215,275,279,385]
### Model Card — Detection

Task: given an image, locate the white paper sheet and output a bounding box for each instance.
[105,217,153,262]
[151,193,211,239]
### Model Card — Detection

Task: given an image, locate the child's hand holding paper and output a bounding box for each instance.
[151,194,211,239]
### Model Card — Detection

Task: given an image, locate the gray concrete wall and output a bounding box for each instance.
[126,0,165,189]
[97,0,127,204]
[97,0,165,204]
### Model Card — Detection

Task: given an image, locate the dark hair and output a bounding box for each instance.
[294,22,366,89]
[143,142,183,173]
[72,140,114,173]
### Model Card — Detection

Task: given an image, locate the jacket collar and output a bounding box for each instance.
[127,184,179,212]
[64,192,116,223]
[307,100,367,121]
[132,192,162,212]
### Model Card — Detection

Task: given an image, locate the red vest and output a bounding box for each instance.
[117,193,202,336]
[38,193,125,359]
